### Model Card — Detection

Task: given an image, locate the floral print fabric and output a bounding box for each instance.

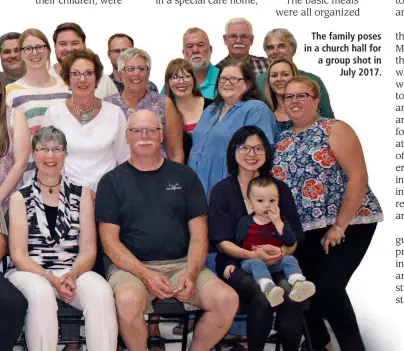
[272,118,383,231]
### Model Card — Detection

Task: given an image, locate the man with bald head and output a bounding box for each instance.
[96,109,238,351]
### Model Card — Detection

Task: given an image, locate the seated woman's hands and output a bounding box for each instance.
[252,245,283,265]
[47,272,75,303]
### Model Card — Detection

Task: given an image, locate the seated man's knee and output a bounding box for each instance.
[115,283,147,320]
[212,283,239,319]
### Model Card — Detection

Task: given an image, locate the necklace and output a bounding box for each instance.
[121,93,136,115]
[72,98,96,125]
[38,177,61,194]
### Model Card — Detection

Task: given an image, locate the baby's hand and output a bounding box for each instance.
[224,265,236,279]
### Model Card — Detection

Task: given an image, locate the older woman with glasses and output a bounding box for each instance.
[188,60,276,195]
[272,76,383,351]
[105,48,184,163]
[6,126,118,351]
[42,49,129,192]
[6,28,71,183]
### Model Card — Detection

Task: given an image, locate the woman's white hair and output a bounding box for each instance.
[117,47,152,73]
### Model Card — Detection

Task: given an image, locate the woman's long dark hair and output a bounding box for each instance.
[0,79,10,157]
[226,126,273,176]
[213,60,269,108]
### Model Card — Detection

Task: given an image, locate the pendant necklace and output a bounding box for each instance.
[72,98,96,126]
[121,92,136,115]
[38,177,61,194]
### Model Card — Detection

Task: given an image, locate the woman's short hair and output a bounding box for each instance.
[226,126,273,177]
[19,28,51,53]
[214,60,269,107]
[60,49,103,86]
[164,58,202,101]
[117,47,152,73]
[266,58,299,110]
[285,76,321,99]
[32,126,67,152]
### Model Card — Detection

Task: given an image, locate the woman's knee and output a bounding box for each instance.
[78,272,115,305]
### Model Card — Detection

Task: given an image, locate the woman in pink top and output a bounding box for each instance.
[164,59,213,163]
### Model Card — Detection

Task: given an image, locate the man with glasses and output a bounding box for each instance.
[107,33,158,93]
[96,109,239,351]
[216,18,268,76]
[0,32,26,86]
[256,28,334,118]
[49,22,118,99]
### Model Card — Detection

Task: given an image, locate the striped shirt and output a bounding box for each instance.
[5,80,71,183]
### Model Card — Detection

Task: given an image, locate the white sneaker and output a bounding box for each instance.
[289,281,316,302]
[263,282,284,307]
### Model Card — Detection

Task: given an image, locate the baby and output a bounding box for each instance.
[224,176,315,307]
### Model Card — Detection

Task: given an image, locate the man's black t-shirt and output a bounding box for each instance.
[96,160,208,261]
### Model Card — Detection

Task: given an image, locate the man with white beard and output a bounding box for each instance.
[216,18,268,76]
[181,27,219,99]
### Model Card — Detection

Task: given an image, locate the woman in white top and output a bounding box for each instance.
[42,49,129,193]
[6,28,71,183]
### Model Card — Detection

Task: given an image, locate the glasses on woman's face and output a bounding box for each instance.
[69,71,96,80]
[20,44,47,55]
[170,74,193,83]
[123,66,149,75]
[35,147,65,155]
[283,93,316,102]
[237,144,266,155]
[218,76,245,85]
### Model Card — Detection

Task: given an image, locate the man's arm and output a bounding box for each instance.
[186,215,208,281]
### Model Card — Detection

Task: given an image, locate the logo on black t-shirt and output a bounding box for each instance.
[166,182,182,191]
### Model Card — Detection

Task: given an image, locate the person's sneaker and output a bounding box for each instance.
[263,282,284,307]
[289,280,315,302]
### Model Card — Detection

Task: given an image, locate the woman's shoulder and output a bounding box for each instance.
[103,93,121,105]
[240,99,270,110]
[210,176,238,195]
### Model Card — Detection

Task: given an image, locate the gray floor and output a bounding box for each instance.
[14,320,340,351]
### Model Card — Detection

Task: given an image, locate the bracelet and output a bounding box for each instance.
[45,270,53,280]
[333,224,346,242]
[70,268,79,278]
[280,246,284,254]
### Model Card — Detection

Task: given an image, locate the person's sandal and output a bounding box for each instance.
[147,335,166,351]
[172,320,195,335]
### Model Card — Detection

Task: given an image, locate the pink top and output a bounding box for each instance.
[184,123,198,133]
[0,108,23,214]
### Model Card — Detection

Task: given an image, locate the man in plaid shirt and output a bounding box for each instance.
[216,18,268,76]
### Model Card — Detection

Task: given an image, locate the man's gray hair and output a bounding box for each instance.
[32,126,67,151]
[225,18,253,35]
[183,27,210,45]
[263,28,297,53]
[117,48,152,73]
[0,32,21,51]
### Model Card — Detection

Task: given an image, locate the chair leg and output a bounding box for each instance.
[275,340,282,351]
[181,314,189,351]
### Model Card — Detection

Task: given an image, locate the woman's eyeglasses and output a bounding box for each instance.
[170,74,193,83]
[236,144,266,155]
[35,147,65,155]
[218,76,245,85]
[283,93,316,102]
[20,45,47,55]
[69,71,96,80]
[122,66,149,75]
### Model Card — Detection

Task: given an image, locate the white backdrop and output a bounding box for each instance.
[1,0,397,349]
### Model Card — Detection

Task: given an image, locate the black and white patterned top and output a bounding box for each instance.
[8,174,82,271]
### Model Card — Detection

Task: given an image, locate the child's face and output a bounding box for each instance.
[247,184,280,217]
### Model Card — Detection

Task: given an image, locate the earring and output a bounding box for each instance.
[68,86,72,91]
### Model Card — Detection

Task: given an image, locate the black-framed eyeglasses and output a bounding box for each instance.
[283,93,316,102]
[109,48,130,55]
[170,74,193,83]
[236,144,266,155]
[218,76,245,85]
[20,45,47,55]
[35,147,65,154]
[69,71,96,80]
[128,127,161,136]
[227,34,250,41]
[123,66,149,75]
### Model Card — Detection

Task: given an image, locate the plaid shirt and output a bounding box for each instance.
[216,55,269,75]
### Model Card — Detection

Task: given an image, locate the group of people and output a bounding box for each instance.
[0,16,383,351]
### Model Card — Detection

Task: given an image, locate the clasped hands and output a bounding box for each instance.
[48,270,78,304]
[141,269,196,302]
